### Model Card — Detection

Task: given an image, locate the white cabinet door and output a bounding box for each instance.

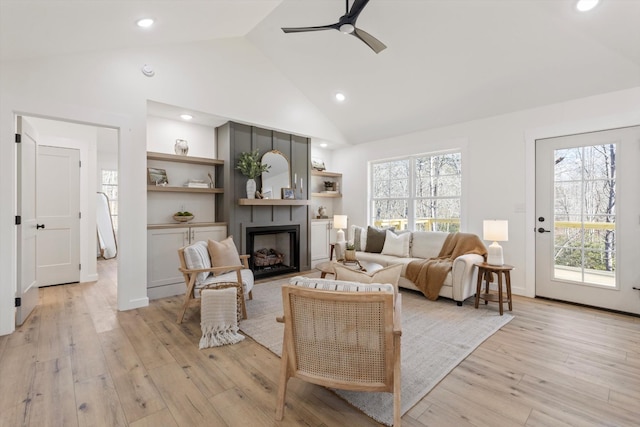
[147,227,189,289]
[191,225,226,243]
[310,220,331,267]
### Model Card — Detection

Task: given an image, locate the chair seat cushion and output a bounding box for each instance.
[195,268,254,297]
[183,241,212,285]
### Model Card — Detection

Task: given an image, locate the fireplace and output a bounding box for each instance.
[246,225,300,280]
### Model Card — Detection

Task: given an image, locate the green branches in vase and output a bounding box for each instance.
[236,149,270,179]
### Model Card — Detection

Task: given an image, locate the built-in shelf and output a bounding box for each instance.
[147,151,224,166]
[311,170,342,178]
[311,192,342,198]
[147,185,223,193]
[147,222,227,230]
[238,198,310,206]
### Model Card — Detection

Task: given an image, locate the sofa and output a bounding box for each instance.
[339,225,486,305]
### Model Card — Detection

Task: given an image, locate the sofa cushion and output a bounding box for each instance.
[410,231,449,259]
[183,241,212,285]
[364,226,394,253]
[334,263,402,288]
[381,229,411,257]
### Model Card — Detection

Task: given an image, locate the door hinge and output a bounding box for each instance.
[79,263,82,271]
[79,160,81,168]
[15,297,21,307]
[15,133,21,143]
[15,215,21,225]
[79,212,81,219]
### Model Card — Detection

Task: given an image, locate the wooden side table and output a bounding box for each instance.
[474,262,514,315]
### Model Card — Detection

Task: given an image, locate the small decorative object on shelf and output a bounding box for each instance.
[173,211,194,222]
[174,139,189,156]
[311,158,326,171]
[317,205,327,219]
[282,188,295,200]
[236,149,270,199]
[148,167,169,185]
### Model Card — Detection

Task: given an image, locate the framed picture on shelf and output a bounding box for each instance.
[262,187,272,199]
[147,167,168,185]
[311,158,326,171]
[282,188,295,199]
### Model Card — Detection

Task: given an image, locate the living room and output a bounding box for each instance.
[1,1,639,425]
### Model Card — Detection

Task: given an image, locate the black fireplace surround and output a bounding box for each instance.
[246,225,300,280]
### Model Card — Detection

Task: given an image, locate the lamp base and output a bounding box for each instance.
[486,241,504,266]
[336,228,345,244]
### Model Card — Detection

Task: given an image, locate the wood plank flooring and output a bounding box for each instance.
[1,258,638,426]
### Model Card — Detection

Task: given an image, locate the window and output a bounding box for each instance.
[371,151,461,231]
[101,169,118,232]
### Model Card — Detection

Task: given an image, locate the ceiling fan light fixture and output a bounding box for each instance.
[136,18,154,28]
[576,0,599,12]
[339,23,355,34]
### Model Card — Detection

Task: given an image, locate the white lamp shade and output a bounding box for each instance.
[483,220,508,242]
[333,215,348,230]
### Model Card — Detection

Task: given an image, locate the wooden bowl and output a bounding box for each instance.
[173,214,194,223]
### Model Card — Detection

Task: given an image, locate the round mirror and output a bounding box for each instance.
[261,150,290,199]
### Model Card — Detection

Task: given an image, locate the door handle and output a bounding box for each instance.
[537,227,550,233]
[36,224,45,229]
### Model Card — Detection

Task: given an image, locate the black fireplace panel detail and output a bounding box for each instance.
[246,225,300,280]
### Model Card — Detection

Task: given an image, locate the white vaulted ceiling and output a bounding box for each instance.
[1,0,638,146]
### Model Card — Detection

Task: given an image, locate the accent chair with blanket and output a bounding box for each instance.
[340,226,487,305]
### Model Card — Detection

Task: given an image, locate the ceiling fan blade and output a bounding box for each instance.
[346,0,371,22]
[282,24,338,33]
[352,28,387,53]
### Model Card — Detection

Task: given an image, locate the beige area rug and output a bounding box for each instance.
[240,273,513,426]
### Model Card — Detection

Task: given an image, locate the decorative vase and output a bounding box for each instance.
[345,249,357,262]
[174,139,189,156]
[246,178,256,199]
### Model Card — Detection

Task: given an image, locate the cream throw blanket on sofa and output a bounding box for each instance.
[199,287,245,349]
[405,232,487,300]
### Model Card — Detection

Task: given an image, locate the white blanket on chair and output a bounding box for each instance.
[199,287,244,349]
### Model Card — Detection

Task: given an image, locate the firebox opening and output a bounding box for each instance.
[246,225,300,280]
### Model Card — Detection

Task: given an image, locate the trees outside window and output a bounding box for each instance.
[553,144,616,284]
[370,152,461,231]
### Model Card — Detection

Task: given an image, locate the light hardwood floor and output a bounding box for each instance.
[1,258,639,426]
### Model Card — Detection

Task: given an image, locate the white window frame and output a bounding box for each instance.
[369,149,463,232]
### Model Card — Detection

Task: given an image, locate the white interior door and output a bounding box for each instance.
[535,126,640,314]
[16,116,39,325]
[36,145,81,286]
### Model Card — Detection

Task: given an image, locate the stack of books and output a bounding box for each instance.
[185,180,210,188]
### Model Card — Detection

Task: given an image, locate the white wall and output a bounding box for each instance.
[0,37,345,335]
[333,87,640,300]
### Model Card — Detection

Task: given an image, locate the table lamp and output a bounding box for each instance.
[483,220,508,265]
[333,215,348,244]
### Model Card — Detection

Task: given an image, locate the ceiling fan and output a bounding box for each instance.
[281,0,387,54]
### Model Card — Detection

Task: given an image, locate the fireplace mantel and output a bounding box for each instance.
[238,198,310,206]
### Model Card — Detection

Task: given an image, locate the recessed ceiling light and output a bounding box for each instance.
[136,18,154,28]
[180,114,193,120]
[335,92,346,102]
[320,143,328,148]
[576,0,599,12]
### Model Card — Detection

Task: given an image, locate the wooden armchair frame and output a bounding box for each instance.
[176,247,253,324]
[276,285,402,426]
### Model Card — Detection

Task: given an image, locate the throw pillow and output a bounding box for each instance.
[183,241,212,285]
[334,263,402,289]
[289,276,394,294]
[350,225,367,251]
[381,229,411,257]
[364,226,394,253]
[207,236,242,276]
